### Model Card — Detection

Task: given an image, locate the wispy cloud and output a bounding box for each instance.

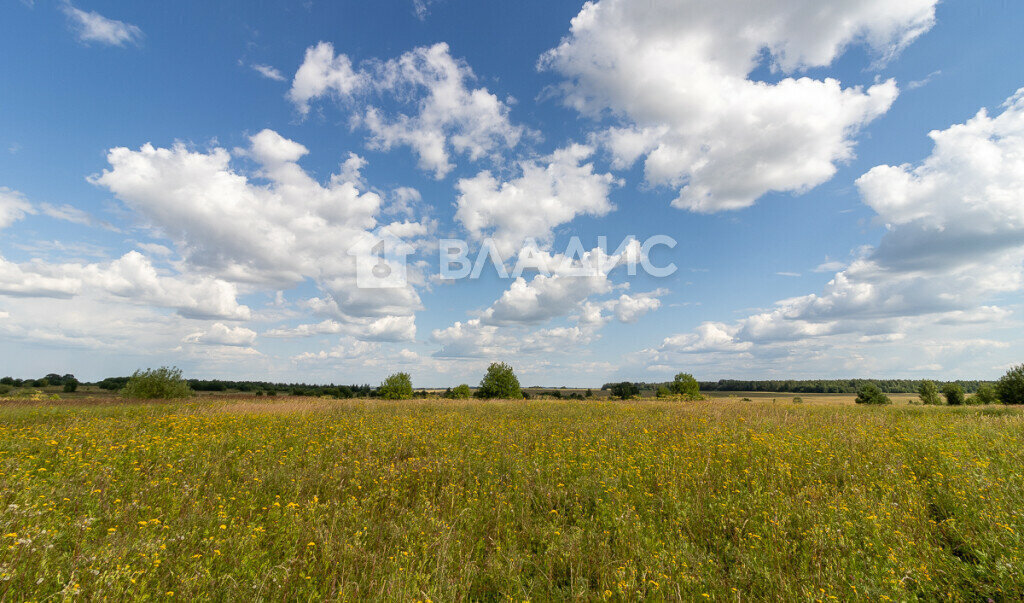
[61,2,143,47]
[907,70,941,90]
[250,63,285,81]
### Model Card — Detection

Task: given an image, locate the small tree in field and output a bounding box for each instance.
[122,367,192,400]
[974,383,998,405]
[918,380,941,405]
[62,379,79,393]
[450,383,472,399]
[855,383,890,405]
[670,373,700,399]
[610,382,639,400]
[477,362,522,399]
[378,372,413,400]
[997,364,1024,405]
[942,382,965,406]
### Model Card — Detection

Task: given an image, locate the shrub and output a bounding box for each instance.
[122,367,192,400]
[792,396,803,404]
[449,384,472,399]
[974,383,998,405]
[477,362,522,399]
[62,380,78,393]
[98,377,129,391]
[670,373,700,398]
[610,382,639,400]
[942,382,965,406]
[0,385,10,396]
[855,384,891,405]
[997,364,1024,405]
[585,388,594,398]
[918,380,941,405]
[378,372,413,400]
[655,385,672,398]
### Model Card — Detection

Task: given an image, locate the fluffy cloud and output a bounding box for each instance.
[90,130,424,329]
[264,319,344,338]
[647,88,1024,373]
[289,42,526,178]
[0,251,251,319]
[433,242,662,357]
[185,323,258,347]
[480,243,640,326]
[61,2,143,47]
[455,144,617,255]
[291,337,381,363]
[541,0,938,212]
[0,256,80,298]
[0,187,34,230]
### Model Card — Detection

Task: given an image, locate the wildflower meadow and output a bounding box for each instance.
[0,396,1022,600]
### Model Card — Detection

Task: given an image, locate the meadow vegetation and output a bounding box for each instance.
[1,396,1023,600]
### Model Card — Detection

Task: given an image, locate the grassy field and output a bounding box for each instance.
[1,396,1022,600]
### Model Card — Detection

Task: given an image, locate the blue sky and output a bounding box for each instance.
[2,0,1024,386]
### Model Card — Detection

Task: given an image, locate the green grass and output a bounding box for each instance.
[1,397,1022,600]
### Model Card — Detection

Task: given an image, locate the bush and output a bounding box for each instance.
[918,380,941,405]
[98,377,129,391]
[974,383,998,405]
[449,384,472,399]
[0,385,10,396]
[670,372,701,398]
[610,382,639,400]
[792,396,803,404]
[378,372,413,400]
[63,380,78,393]
[585,388,594,398]
[942,382,965,406]
[122,367,192,400]
[477,362,522,399]
[997,364,1024,405]
[855,384,891,405]
[655,385,672,398]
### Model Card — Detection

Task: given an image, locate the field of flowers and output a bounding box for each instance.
[0,396,1022,600]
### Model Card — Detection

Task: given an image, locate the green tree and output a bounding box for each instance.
[997,364,1024,405]
[450,383,472,399]
[610,382,639,399]
[918,380,941,405]
[942,382,965,406]
[670,373,701,398]
[855,383,891,405]
[477,362,522,399]
[122,367,192,400]
[974,383,998,405]
[585,388,593,398]
[62,379,79,393]
[378,372,413,400]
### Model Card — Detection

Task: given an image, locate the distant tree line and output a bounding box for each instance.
[6,364,1024,405]
[602,379,995,394]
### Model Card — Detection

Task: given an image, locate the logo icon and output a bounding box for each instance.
[350,230,414,289]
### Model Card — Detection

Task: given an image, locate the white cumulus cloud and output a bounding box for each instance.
[289,42,526,178]
[541,0,938,212]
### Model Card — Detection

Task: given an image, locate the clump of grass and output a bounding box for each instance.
[0,398,1022,600]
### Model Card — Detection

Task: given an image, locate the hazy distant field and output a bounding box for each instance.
[1,396,1022,600]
